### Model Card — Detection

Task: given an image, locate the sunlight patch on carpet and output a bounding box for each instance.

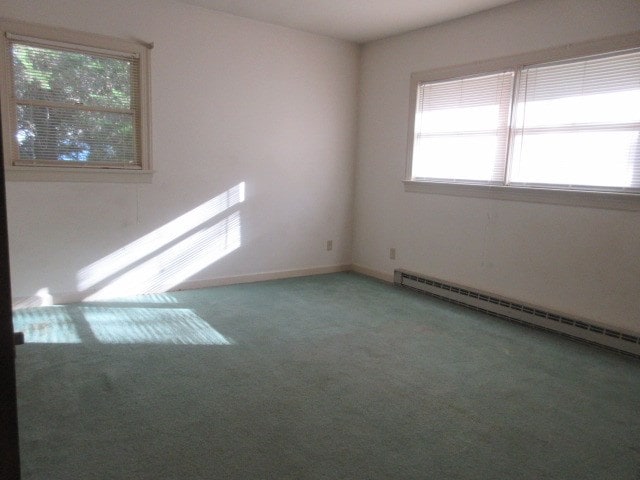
[13,306,232,345]
[13,307,81,344]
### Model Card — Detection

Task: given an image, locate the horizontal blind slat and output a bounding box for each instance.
[510,49,640,190]
[413,71,513,183]
[9,38,139,168]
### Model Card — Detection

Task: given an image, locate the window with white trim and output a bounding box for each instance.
[0,20,151,182]
[412,71,514,184]
[408,39,640,198]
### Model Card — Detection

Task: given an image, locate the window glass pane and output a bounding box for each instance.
[17,105,136,165]
[412,71,514,183]
[510,50,640,190]
[413,135,502,181]
[511,130,639,189]
[10,40,139,167]
[513,90,640,127]
[12,43,133,110]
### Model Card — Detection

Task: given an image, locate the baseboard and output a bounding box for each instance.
[174,264,352,291]
[13,290,84,309]
[350,264,394,283]
[394,268,640,358]
[12,264,352,308]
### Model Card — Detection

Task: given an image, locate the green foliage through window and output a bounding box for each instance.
[11,41,139,166]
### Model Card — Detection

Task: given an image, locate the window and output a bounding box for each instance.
[407,33,640,208]
[510,52,639,191]
[412,71,514,184]
[0,20,151,182]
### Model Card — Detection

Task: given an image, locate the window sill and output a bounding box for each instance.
[403,180,640,211]
[5,167,154,184]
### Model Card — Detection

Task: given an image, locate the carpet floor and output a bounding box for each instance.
[13,272,640,479]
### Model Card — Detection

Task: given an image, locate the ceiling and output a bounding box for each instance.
[176,0,523,43]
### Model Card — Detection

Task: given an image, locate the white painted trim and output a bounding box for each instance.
[0,17,153,53]
[409,31,640,86]
[12,290,84,309]
[174,265,351,291]
[11,264,352,308]
[350,264,394,283]
[405,31,640,208]
[6,167,154,183]
[403,181,640,211]
[395,268,640,355]
[0,18,153,181]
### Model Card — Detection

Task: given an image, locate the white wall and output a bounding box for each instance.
[3,0,640,334]
[353,0,640,332]
[2,0,359,302]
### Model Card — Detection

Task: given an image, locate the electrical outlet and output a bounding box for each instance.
[390,248,396,260]
[326,240,333,251]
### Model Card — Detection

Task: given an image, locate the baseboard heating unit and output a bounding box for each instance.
[394,269,640,358]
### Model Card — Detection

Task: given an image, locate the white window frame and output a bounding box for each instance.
[0,19,153,183]
[405,32,640,211]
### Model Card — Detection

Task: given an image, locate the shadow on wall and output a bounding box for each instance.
[11,183,246,345]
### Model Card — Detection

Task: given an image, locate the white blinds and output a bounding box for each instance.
[9,39,140,167]
[412,71,514,184]
[509,49,640,191]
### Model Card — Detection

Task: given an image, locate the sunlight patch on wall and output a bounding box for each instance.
[13,288,54,309]
[84,211,241,300]
[77,182,245,292]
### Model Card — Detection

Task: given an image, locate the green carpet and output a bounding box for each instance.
[13,273,640,479]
